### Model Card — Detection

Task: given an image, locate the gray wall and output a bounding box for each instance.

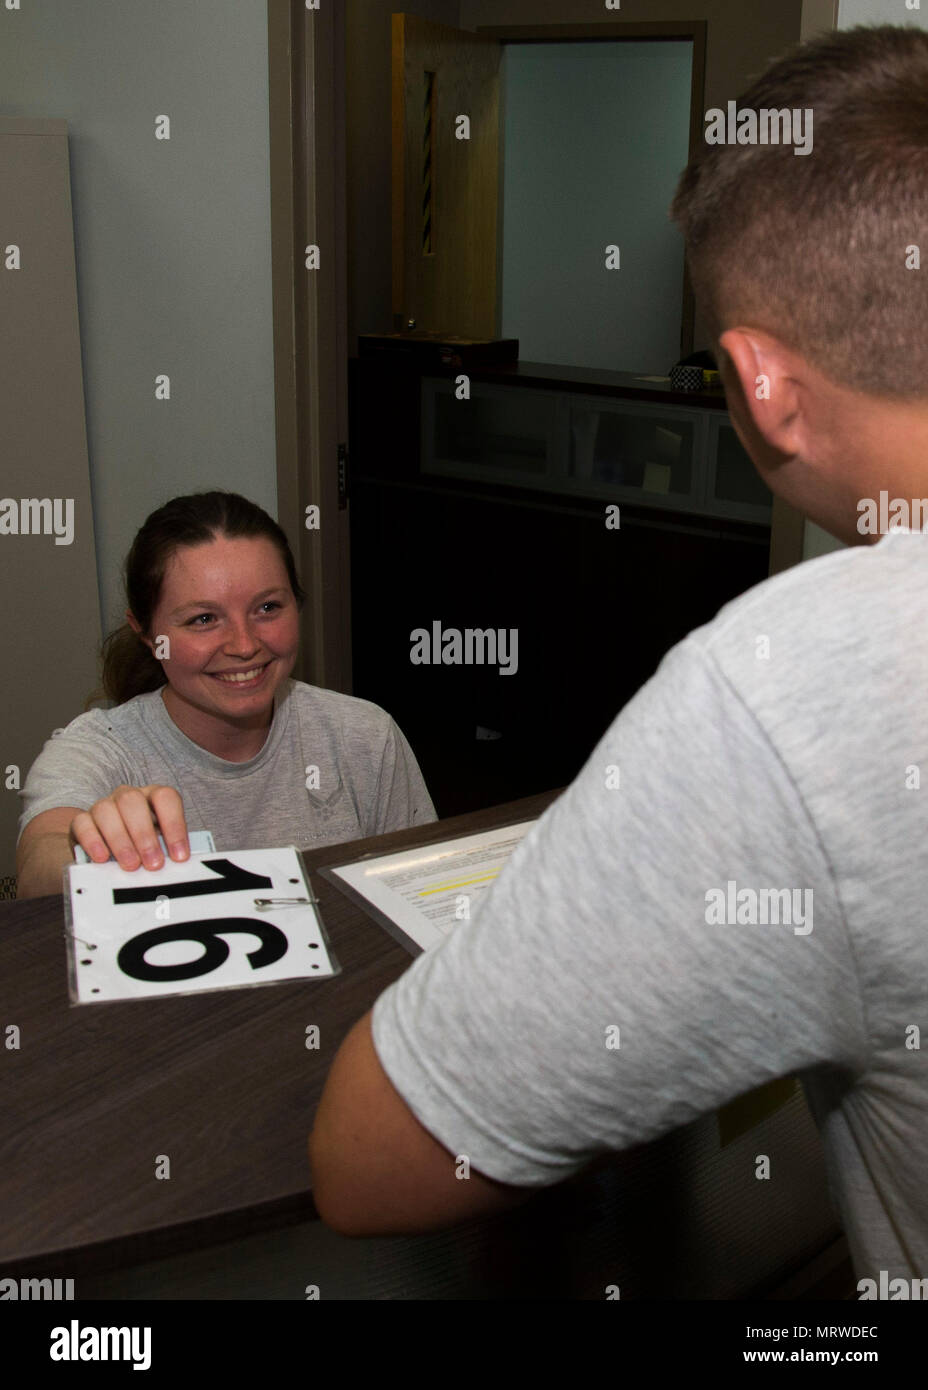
[499,39,692,372]
[0,0,278,640]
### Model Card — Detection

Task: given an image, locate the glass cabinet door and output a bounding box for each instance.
[422,379,556,486]
[706,417,773,522]
[420,376,772,528]
[565,396,703,510]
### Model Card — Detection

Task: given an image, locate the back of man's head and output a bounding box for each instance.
[672,25,928,400]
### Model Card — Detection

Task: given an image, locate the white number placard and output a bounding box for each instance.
[65,847,338,1004]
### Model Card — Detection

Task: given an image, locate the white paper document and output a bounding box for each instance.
[65,846,339,1004]
[323,821,537,955]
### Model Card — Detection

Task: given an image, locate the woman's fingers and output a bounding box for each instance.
[145,785,190,861]
[95,787,160,869]
[71,785,189,870]
[69,809,113,865]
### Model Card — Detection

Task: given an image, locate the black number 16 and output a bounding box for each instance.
[117,919,288,983]
[114,857,287,983]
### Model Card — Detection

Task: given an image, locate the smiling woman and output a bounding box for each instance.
[14,491,436,899]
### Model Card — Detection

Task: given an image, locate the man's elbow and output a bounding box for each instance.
[308,1132,373,1238]
[308,1130,536,1239]
[312,1192,366,1239]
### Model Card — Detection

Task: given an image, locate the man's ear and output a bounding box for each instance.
[717,328,804,460]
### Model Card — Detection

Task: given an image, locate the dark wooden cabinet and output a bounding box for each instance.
[348,353,771,817]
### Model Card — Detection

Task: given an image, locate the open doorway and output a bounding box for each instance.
[348,15,774,818]
[392,15,705,361]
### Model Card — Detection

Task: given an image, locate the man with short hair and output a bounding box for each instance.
[309,25,928,1286]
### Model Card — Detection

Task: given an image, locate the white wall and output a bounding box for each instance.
[0,0,277,636]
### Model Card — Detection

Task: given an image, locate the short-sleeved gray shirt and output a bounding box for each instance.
[18,679,436,851]
[373,527,928,1284]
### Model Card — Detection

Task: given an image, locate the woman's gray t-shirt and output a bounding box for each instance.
[17,679,436,851]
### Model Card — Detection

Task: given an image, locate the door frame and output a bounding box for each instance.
[267,0,352,693]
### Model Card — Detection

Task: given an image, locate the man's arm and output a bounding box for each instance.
[308,638,862,1240]
[308,1009,532,1236]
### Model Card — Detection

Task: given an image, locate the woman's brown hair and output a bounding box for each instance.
[87,491,306,708]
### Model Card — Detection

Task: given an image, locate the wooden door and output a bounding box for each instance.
[392,15,501,339]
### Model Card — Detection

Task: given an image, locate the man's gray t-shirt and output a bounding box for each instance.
[18,679,436,850]
[372,526,928,1284]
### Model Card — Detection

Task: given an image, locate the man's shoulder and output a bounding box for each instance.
[687,530,928,680]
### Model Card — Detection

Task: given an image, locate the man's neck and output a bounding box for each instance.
[811,389,928,545]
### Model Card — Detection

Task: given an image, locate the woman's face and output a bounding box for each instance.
[137,534,300,731]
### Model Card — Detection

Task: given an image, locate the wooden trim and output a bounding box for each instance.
[329,3,353,692]
[267,1,352,692]
[475,22,705,43]
[681,23,707,358]
[391,14,407,332]
[801,0,838,42]
[768,494,807,576]
[267,0,301,675]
